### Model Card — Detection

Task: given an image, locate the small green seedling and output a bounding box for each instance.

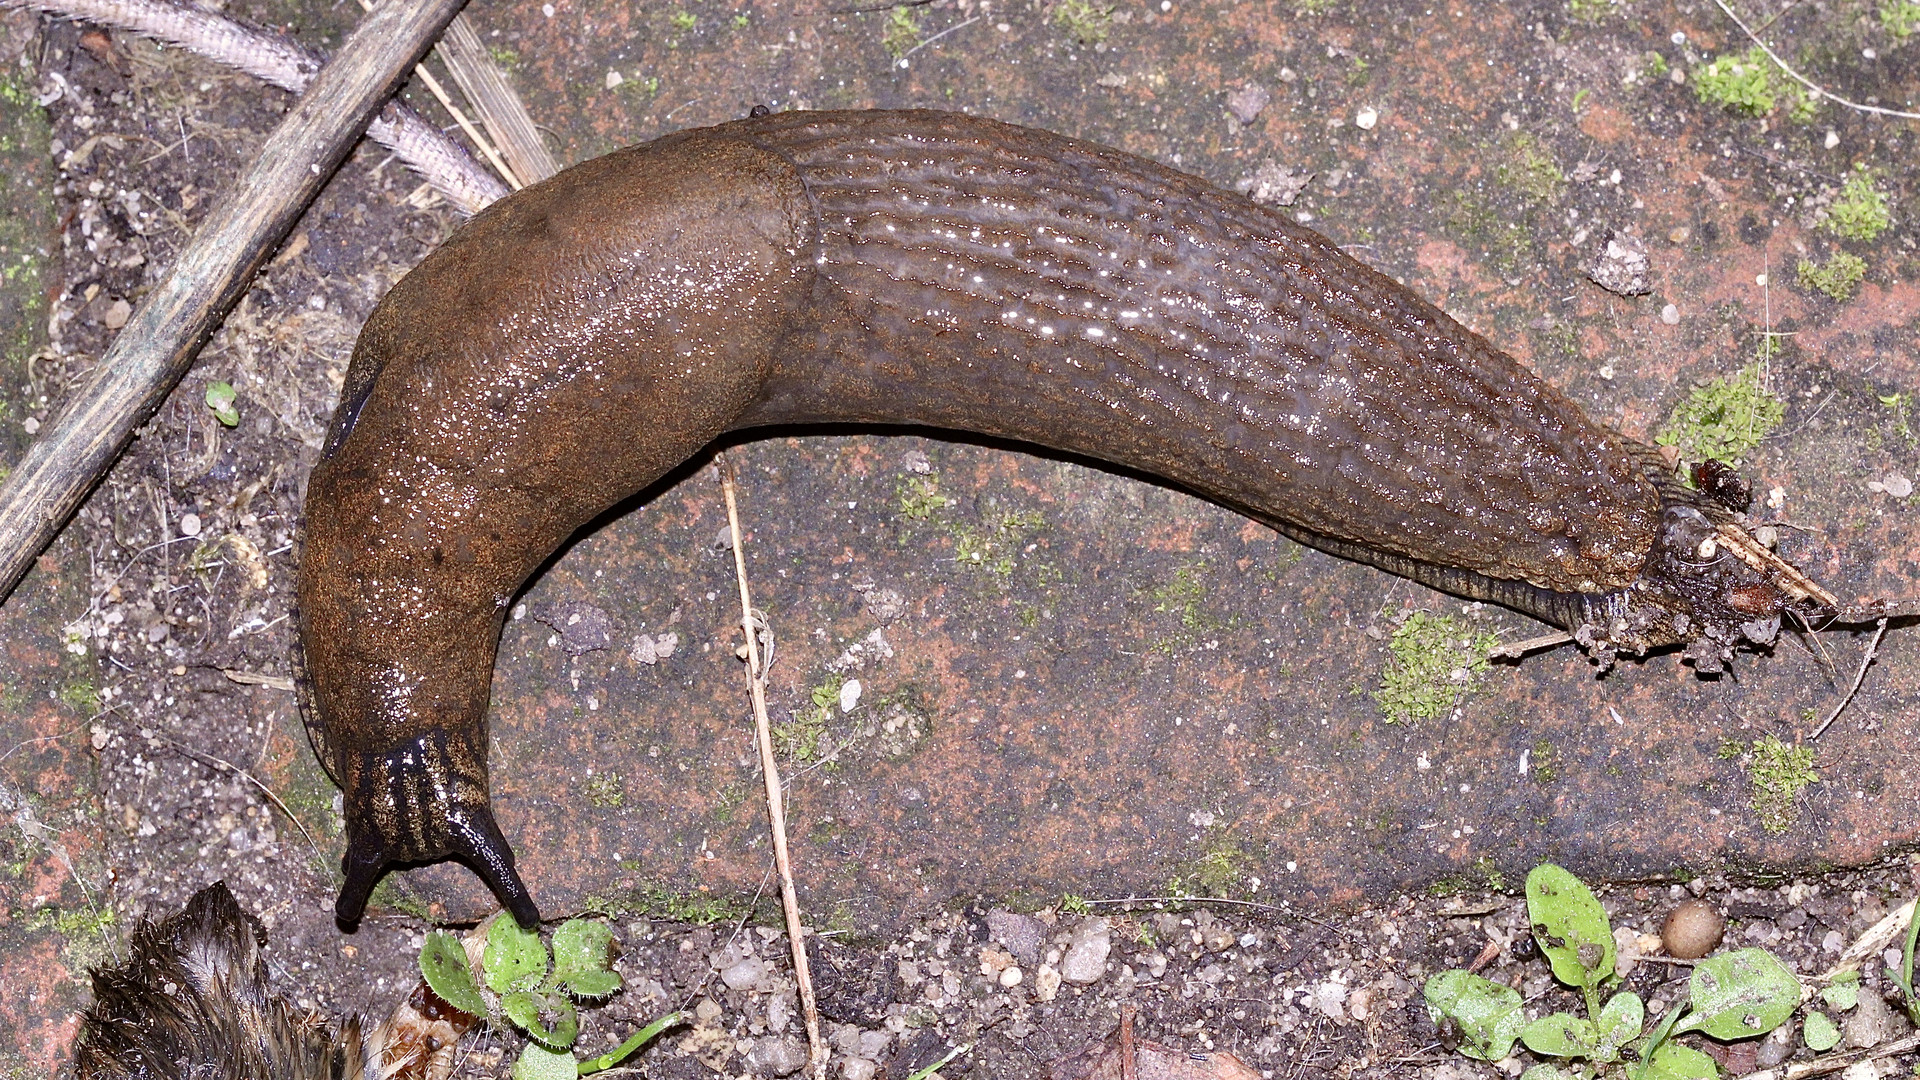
[1796,251,1867,302]
[1895,900,1920,1023]
[1427,864,1802,1079]
[1824,167,1893,243]
[1804,1010,1841,1051]
[204,381,239,426]
[1425,969,1528,1060]
[419,916,683,1077]
[1655,363,1784,467]
[904,1043,972,1080]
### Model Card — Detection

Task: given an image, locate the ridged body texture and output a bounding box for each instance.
[297,110,1833,925]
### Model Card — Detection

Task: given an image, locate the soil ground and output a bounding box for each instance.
[0,0,1916,1076]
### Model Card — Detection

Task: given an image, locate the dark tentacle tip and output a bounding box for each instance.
[446,801,542,928]
[333,808,540,929]
[335,835,384,929]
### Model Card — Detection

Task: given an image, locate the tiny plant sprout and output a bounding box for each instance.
[204,381,239,426]
[1426,864,1804,1078]
[416,914,684,1077]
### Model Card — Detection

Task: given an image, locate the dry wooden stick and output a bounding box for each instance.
[347,0,520,190]
[434,13,558,185]
[719,459,827,1077]
[0,0,474,605]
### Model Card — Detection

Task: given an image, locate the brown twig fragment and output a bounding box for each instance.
[1807,616,1887,740]
[433,13,557,185]
[0,0,477,604]
[720,459,827,1078]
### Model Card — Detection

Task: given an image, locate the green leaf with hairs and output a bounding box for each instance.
[510,1042,578,1080]
[1681,948,1800,1040]
[418,930,486,1016]
[485,917,549,993]
[1527,864,1615,989]
[1424,970,1526,1060]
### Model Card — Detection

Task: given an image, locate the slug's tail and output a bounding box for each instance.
[335,729,541,929]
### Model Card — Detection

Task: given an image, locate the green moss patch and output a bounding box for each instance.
[1746,734,1817,834]
[1494,132,1565,204]
[1823,167,1893,243]
[1053,0,1115,45]
[1692,47,1816,120]
[1796,251,1867,301]
[1655,363,1785,465]
[1882,0,1920,42]
[1377,612,1499,724]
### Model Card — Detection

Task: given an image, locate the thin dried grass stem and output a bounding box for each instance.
[719,458,827,1078]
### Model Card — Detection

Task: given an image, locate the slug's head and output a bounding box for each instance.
[1584,502,1837,669]
[334,728,540,930]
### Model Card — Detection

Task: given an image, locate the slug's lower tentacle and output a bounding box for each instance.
[297,109,1837,923]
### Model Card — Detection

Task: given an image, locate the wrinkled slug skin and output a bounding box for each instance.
[298,110,1828,925]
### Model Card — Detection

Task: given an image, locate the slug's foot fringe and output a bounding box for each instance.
[336,730,541,929]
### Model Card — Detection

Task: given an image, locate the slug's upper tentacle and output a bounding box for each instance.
[297,109,1837,924]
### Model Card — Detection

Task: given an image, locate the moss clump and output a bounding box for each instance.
[1494,132,1565,204]
[1692,47,1816,120]
[593,881,752,925]
[1823,167,1893,243]
[56,679,100,714]
[1147,563,1228,652]
[1568,0,1619,23]
[881,5,920,58]
[1655,363,1785,465]
[1169,841,1249,898]
[1531,737,1558,785]
[894,474,950,520]
[1746,734,1816,834]
[582,773,624,809]
[1796,251,1868,301]
[951,506,1044,579]
[775,675,843,763]
[1376,612,1499,724]
[1053,0,1115,45]
[1882,0,1920,42]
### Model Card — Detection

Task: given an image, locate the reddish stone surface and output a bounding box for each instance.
[0,10,109,1072]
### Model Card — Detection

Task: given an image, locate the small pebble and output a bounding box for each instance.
[1060,917,1112,983]
[179,513,202,538]
[1354,106,1379,130]
[1225,83,1270,124]
[1661,303,1680,325]
[1661,899,1724,959]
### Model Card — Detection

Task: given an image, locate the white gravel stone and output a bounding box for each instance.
[1060,917,1112,984]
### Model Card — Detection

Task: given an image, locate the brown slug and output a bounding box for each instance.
[296,109,1837,928]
